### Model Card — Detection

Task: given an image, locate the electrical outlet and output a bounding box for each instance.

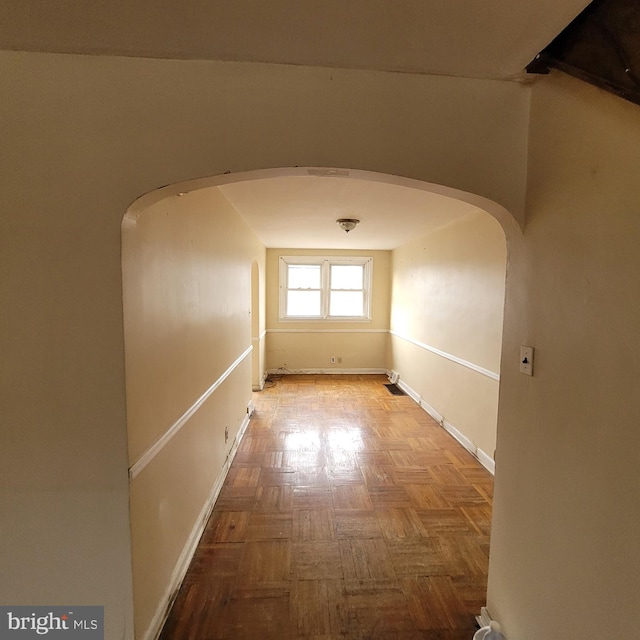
[224,426,229,443]
[330,356,336,364]
[337,357,342,364]
[520,346,534,376]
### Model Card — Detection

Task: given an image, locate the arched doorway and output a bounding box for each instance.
[122,167,519,640]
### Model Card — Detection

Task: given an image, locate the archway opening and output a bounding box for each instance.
[122,166,517,640]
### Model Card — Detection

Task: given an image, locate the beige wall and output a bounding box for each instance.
[1,50,527,640]
[265,249,391,371]
[122,186,265,638]
[20,44,640,640]
[489,73,640,639]
[389,211,507,459]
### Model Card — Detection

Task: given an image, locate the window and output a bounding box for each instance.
[279,256,372,320]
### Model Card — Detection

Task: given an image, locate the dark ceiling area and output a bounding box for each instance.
[527,0,640,106]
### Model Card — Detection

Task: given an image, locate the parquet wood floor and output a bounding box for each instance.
[160,375,493,640]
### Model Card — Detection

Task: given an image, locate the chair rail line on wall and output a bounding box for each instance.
[390,330,500,381]
[128,345,253,481]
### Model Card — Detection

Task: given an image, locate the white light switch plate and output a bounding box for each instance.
[520,346,534,376]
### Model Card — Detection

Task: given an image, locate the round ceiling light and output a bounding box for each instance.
[336,218,360,233]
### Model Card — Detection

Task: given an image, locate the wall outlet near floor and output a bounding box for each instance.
[224,426,229,443]
[337,357,342,364]
[330,356,336,364]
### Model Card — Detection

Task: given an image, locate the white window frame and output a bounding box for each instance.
[279,256,373,321]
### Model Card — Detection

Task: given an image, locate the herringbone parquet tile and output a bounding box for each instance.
[160,374,492,639]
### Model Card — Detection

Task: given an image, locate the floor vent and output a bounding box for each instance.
[384,383,406,396]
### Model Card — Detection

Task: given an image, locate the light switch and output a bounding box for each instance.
[520,346,534,376]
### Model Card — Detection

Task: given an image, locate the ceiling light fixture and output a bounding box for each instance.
[337,218,360,233]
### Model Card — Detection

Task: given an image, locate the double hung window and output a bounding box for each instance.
[279,256,372,320]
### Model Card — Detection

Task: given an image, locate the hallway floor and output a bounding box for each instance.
[160,374,492,639]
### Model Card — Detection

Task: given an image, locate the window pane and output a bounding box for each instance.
[288,264,321,289]
[287,291,321,316]
[331,265,363,289]
[330,291,364,316]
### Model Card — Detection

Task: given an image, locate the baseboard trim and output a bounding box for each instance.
[144,409,252,640]
[396,378,495,475]
[252,371,268,392]
[397,378,421,404]
[476,447,496,475]
[266,367,387,376]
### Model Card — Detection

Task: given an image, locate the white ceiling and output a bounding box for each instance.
[219,174,482,250]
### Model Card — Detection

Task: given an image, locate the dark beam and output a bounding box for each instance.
[527,0,640,106]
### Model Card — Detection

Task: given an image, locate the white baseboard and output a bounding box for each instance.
[476,447,495,475]
[252,372,268,391]
[266,367,387,376]
[396,378,495,476]
[397,378,421,404]
[144,409,252,640]
[387,369,400,383]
